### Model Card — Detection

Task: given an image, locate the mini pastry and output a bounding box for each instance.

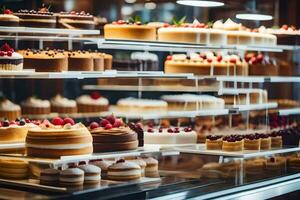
[90,159,113,178]
[107,159,141,181]
[59,168,84,186]
[40,168,60,186]
[258,133,271,150]
[0,98,21,121]
[0,159,29,179]
[141,157,159,178]
[200,162,222,179]
[0,9,19,26]
[66,51,94,71]
[57,11,95,29]
[0,43,23,71]
[244,134,261,151]
[78,164,101,184]
[76,92,109,113]
[270,131,283,148]
[287,156,300,172]
[127,158,146,176]
[50,94,77,114]
[21,96,50,115]
[206,135,223,150]
[222,135,244,151]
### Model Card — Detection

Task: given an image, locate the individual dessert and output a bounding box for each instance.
[258,133,272,150]
[14,7,56,28]
[222,135,244,151]
[116,97,168,114]
[21,97,50,115]
[287,156,300,172]
[19,49,68,72]
[144,127,197,145]
[26,117,93,158]
[161,94,225,111]
[244,158,266,177]
[220,161,241,179]
[50,94,77,114]
[0,98,21,120]
[40,168,60,186]
[266,157,286,175]
[76,92,109,113]
[59,168,84,186]
[104,18,156,41]
[267,25,299,35]
[91,52,104,71]
[103,53,113,70]
[141,157,159,178]
[127,158,146,176]
[66,51,94,71]
[246,53,279,76]
[56,11,95,29]
[206,135,223,150]
[89,116,139,152]
[78,164,101,184]
[200,162,222,179]
[244,134,261,150]
[0,43,23,71]
[90,159,112,178]
[164,53,248,76]
[107,159,141,181]
[0,9,19,26]
[0,159,29,179]
[270,131,283,148]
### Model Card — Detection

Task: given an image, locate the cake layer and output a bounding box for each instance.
[93,140,138,152]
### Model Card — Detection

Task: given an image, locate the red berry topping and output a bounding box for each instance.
[167,128,174,133]
[106,115,116,125]
[163,23,170,28]
[256,54,264,63]
[229,58,236,64]
[90,92,101,100]
[207,58,213,63]
[51,117,64,126]
[250,56,257,64]
[0,122,2,127]
[113,119,123,128]
[282,25,288,30]
[0,51,4,56]
[166,55,173,60]
[136,122,143,129]
[105,123,113,130]
[117,20,126,24]
[90,122,100,129]
[7,51,12,56]
[147,128,154,133]
[70,11,76,15]
[112,21,117,25]
[159,128,163,133]
[4,9,13,14]
[200,53,206,59]
[100,119,110,127]
[217,55,222,62]
[9,121,16,125]
[63,117,75,125]
[0,43,13,52]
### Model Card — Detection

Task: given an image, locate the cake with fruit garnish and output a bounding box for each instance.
[206,135,223,150]
[144,127,197,145]
[246,53,279,76]
[104,16,156,41]
[0,98,21,121]
[26,117,93,158]
[14,6,56,28]
[267,25,299,35]
[65,50,94,71]
[89,115,138,152]
[222,135,244,151]
[76,92,109,113]
[0,9,19,26]
[56,11,95,29]
[243,134,261,150]
[116,97,167,114]
[164,53,248,76]
[50,94,77,114]
[0,43,23,71]
[269,131,283,148]
[257,133,271,150]
[266,156,286,175]
[19,49,68,72]
[21,96,50,116]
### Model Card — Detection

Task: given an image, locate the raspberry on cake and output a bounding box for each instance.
[270,131,283,148]
[0,9,19,26]
[50,94,77,114]
[0,98,21,120]
[0,43,23,71]
[76,92,109,113]
[56,11,96,29]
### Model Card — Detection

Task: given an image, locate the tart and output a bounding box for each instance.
[66,51,94,71]
[57,11,95,29]
[76,92,109,113]
[222,135,244,151]
[0,9,19,26]
[107,159,141,181]
[0,43,23,71]
[0,98,21,121]
[206,135,223,150]
[50,94,77,114]
[21,97,50,116]
[244,134,261,151]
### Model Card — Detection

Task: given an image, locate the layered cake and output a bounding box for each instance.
[40,168,60,186]
[89,116,138,152]
[90,159,112,178]
[104,19,156,41]
[257,133,271,150]
[19,49,68,72]
[144,127,197,145]
[14,7,56,28]
[59,168,84,186]
[103,53,113,70]
[0,98,21,120]
[21,97,50,115]
[246,53,279,76]
[116,97,168,114]
[57,11,95,29]
[107,159,141,181]
[244,158,266,177]
[161,94,225,111]
[200,162,223,179]
[91,52,104,71]
[206,135,223,150]
[270,131,283,148]
[0,43,23,71]
[127,158,146,176]
[266,157,286,175]
[78,164,101,184]
[141,157,159,178]
[0,9,19,26]
[287,156,300,172]
[26,117,93,158]
[244,134,261,150]
[66,51,93,71]
[50,94,77,114]
[222,135,244,151]
[76,92,109,113]
[0,159,29,179]
[164,53,248,76]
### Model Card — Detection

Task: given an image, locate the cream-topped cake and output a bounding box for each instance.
[51,94,77,114]
[76,92,109,113]
[21,97,50,115]
[0,43,23,71]
[0,9,19,26]
[144,127,197,145]
[0,98,21,120]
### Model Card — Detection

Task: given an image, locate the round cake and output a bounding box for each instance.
[0,43,23,71]
[40,168,60,186]
[0,9,19,26]
[21,97,50,116]
[76,92,109,113]
[107,159,141,181]
[0,159,29,179]
[59,168,84,186]
[104,20,156,41]
[51,94,77,114]
[103,53,113,70]
[206,135,223,150]
[66,51,93,71]
[78,164,101,184]
[91,52,104,71]
[26,117,93,158]
[0,98,21,120]
[89,116,138,152]
[57,11,95,29]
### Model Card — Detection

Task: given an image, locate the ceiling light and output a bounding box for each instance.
[125,0,136,3]
[145,2,157,10]
[176,0,224,7]
[236,13,273,21]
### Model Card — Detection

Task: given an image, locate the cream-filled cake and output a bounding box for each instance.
[21,97,50,115]
[0,43,23,71]
[51,94,77,114]
[0,98,21,120]
[0,9,19,26]
[76,92,109,113]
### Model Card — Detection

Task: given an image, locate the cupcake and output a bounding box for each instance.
[21,97,50,115]
[0,98,21,120]
[50,94,77,114]
[76,92,109,113]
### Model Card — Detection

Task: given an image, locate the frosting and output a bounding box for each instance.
[84,175,101,181]
[108,169,141,176]
[109,161,140,170]
[0,99,20,111]
[213,20,224,29]
[223,18,241,30]
[60,168,84,176]
[117,97,167,107]
[78,165,101,173]
[21,97,50,108]
[76,95,109,105]
[51,94,76,107]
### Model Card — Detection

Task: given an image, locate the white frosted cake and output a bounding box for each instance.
[51,94,77,114]
[0,43,23,71]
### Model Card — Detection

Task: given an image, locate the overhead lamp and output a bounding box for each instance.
[176,0,224,7]
[235,0,273,21]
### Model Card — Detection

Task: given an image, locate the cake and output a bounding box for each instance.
[56,11,95,29]
[21,97,51,115]
[144,127,197,145]
[200,162,222,179]
[287,156,300,172]
[107,159,141,181]
[14,7,56,28]
[66,51,93,71]
[78,164,101,184]
[258,133,272,150]
[76,92,109,113]
[0,159,29,179]
[91,52,104,71]
[0,9,19,26]
[50,94,77,114]
[161,94,225,111]
[222,135,244,151]
[103,53,113,70]
[266,157,286,175]
[40,168,60,186]
[19,49,68,72]
[270,99,300,109]
[205,135,223,150]
[116,97,168,114]
[246,53,279,76]
[141,157,159,178]
[244,158,266,177]
[270,131,283,148]
[220,161,241,179]
[104,19,156,41]
[0,43,23,71]
[26,117,93,158]
[0,98,21,120]
[89,116,138,152]
[164,53,248,76]
[90,159,112,178]
[244,134,261,150]
[127,158,146,176]
[128,122,144,147]
[59,168,84,186]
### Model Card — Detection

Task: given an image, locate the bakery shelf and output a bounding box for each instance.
[278,107,300,116]
[230,102,278,112]
[0,35,100,43]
